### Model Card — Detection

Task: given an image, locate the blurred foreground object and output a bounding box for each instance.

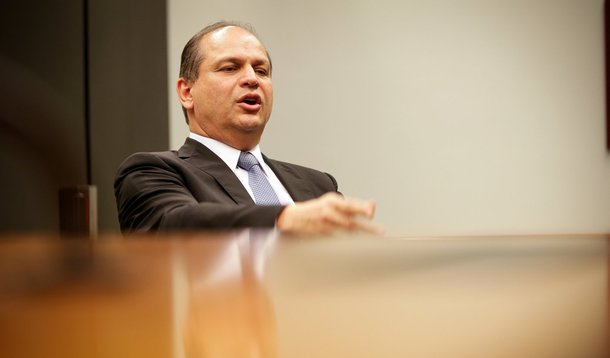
[0,232,608,357]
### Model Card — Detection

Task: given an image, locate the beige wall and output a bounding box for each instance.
[168,0,610,235]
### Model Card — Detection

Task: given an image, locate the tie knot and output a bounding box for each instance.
[238,152,260,171]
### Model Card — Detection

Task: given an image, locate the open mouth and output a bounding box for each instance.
[238,93,262,106]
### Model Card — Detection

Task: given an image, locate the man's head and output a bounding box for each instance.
[177,21,274,150]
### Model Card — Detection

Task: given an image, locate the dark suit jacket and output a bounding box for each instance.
[114,138,338,232]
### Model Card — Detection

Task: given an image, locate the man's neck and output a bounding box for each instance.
[188,129,259,151]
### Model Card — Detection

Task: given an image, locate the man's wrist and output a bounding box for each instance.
[277,204,298,232]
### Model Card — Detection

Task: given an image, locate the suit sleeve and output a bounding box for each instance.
[114,153,284,233]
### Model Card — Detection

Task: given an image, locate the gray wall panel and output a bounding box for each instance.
[89,0,169,232]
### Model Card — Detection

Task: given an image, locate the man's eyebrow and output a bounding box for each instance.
[215,56,241,64]
[215,56,270,66]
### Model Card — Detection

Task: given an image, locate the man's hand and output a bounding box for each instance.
[276,193,383,235]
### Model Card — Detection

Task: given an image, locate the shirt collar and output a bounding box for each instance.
[189,132,265,171]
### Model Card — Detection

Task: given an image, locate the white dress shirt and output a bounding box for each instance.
[188,133,294,205]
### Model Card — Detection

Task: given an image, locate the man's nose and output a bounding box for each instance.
[239,66,259,88]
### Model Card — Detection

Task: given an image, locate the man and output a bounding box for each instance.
[115,21,381,234]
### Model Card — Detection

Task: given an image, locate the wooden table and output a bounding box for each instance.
[0,232,608,357]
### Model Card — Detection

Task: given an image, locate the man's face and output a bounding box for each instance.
[182,26,273,150]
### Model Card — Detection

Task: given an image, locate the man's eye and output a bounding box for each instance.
[255,68,269,76]
[221,66,237,72]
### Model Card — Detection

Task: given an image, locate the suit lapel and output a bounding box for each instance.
[178,138,254,205]
[264,155,315,202]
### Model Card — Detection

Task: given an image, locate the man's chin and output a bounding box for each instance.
[236,116,268,132]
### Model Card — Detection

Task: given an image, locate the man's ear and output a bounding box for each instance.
[176,78,194,110]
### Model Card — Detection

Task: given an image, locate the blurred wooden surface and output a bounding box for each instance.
[0,232,608,357]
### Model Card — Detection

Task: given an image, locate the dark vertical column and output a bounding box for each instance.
[84,0,92,184]
[88,0,169,232]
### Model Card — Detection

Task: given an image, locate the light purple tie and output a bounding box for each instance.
[237,152,281,205]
